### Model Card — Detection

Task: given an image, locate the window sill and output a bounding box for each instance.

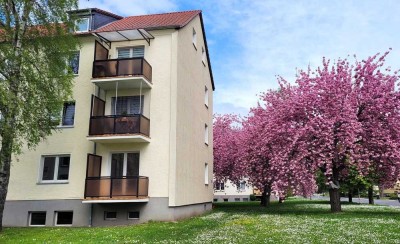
[57,125,74,129]
[205,104,208,109]
[205,142,209,146]
[202,60,206,67]
[193,43,197,51]
[37,181,69,185]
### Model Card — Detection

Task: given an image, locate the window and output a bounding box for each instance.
[236,181,246,192]
[204,124,209,145]
[223,199,228,202]
[29,212,46,226]
[213,198,218,202]
[202,47,206,64]
[128,211,140,219]
[243,198,249,202]
[69,51,80,74]
[55,211,73,226]
[41,155,70,182]
[104,211,117,220]
[111,96,143,115]
[204,163,209,185]
[75,18,89,32]
[215,182,225,191]
[192,28,197,48]
[235,198,240,202]
[204,86,209,107]
[62,102,75,126]
[117,46,144,59]
[110,153,139,178]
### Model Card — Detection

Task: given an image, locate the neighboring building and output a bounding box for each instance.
[4,8,214,227]
[383,180,400,195]
[213,180,253,202]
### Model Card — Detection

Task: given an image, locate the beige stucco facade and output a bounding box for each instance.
[5,12,214,227]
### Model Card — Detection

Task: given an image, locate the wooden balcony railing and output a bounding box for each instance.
[92,57,152,82]
[88,114,150,137]
[84,176,149,199]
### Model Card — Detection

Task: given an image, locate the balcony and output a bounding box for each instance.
[83,176,149,203]
[87,114,150,143]
[92,57,152,90]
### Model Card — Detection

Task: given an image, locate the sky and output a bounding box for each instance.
[79,0,400,116]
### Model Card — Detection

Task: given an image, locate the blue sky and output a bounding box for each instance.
[79,0,400,116]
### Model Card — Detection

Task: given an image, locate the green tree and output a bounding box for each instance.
[0,0,79,231]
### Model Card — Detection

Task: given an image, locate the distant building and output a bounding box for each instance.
[213,180,253,202]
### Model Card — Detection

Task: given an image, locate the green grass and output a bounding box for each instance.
[1,199,400,243]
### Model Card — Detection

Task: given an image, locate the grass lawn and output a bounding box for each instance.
[1,199,400,243]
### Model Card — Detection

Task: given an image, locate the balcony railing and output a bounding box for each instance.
[89,114,150,137]
[84,176,149,199]
[92,57,152,82]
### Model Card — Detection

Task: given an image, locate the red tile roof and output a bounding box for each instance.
[95,10,201,32]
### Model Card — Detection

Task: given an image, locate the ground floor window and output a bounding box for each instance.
[29,212,46,226]
[235,198,240,202]
[40,155,71,183]
[128,211,140,219]
[55,211,73,226]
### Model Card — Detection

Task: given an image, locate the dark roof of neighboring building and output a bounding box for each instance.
[71,8,123,20]
[95,10,201,32]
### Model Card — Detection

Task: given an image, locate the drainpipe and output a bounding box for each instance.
[89,203,93,227]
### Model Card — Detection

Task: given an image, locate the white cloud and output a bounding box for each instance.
[78,0,400,116]
[198,0,400,115]
[79,0,177,16]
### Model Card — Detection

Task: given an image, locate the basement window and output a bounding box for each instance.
[55,211,73,226]
[104,211,117,220]
[29,212,46,226]
[128,211,140,220]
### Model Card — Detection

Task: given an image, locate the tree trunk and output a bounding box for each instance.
[260,184,271,207]
[0,135,13,232]
[348,191,353,203]
[378,186,384,199]
[368,186,374,205]
[328,167,341,212]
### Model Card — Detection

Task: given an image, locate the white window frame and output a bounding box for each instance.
[192,28,197,49]
[214,182,225,191]
[204,124,209,145]
[108,152,140,177]
[54,211,73,226]
[39,155,71,184]
[116,46,145,59]
[204,163,209,185]
[204,86,209,108]
[28,212,46,227]
[75,17,89,32]
[57,101,75,128]
[69,51,80,75]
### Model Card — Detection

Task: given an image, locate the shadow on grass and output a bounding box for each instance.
[213,199,400,220]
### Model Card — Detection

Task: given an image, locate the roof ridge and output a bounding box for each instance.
[123,9,201,19]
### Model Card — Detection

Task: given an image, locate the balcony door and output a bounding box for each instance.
[110,153,139,178]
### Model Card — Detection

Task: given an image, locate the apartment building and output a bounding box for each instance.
[213,180,253,202]
[3,8,214,227]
